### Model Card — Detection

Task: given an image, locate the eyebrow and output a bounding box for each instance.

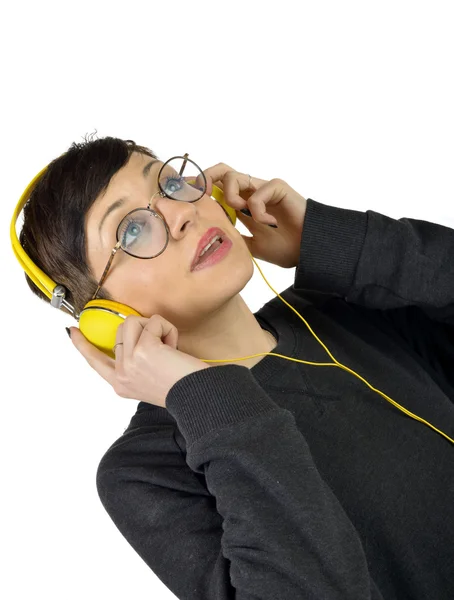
[98,158,159,238]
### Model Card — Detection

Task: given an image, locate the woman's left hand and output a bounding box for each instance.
[68,314,210,408]
[202,163,308,269]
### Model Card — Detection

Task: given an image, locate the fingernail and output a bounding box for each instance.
[65,327,71,339]
[240,208,252,217]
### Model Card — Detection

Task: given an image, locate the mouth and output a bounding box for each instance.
[190,226,231,271]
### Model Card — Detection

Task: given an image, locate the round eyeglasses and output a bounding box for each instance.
[91,153,207,300]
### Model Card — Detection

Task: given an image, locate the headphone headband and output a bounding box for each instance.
[10,161,234,320]
[10,163,74,311]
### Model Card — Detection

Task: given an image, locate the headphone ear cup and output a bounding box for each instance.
[78,299,142,359]
[211,184,237,226]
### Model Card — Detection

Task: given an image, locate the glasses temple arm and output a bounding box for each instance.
[91,243,121,301]
[179,153,189,175]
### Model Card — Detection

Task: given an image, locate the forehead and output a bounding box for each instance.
[86,152,161,230]
[94,152,160,208]
[105,151,159,192]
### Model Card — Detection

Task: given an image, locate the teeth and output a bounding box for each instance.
[199,234,222,258]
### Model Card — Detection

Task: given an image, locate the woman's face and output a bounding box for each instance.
[84,152,253,330]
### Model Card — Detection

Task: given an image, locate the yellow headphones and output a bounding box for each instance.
[11,163,454,446]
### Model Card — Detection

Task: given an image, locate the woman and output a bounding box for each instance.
[19,136,454,599]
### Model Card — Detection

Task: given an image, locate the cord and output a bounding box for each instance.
[199,255,454,446]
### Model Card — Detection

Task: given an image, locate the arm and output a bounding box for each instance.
[96,416,232,600]
[295,198,454,326]
[97,366,384,599]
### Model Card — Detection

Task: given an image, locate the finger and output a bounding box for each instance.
[112,319,126,368]
[202,163,246,204]
[194,172,213,194]
[113,342,123,362]
[119,316,157,364]
[204,163,267,193]
[120,315,179,363]
[202,163,235,194]
[240,180,282,225]
[69,326,116,385]
[213,170,261,212]
[237,209,279,232]
[142,314,179,350]
[113,321,124,361]
[207,166,269,210]
[222,171,252,210]
[235,208,260,232]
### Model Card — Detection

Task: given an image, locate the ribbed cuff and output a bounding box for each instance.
[295,198,369,296]
[165,364,281,448]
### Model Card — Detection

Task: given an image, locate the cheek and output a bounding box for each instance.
[124,263,184,320]
[126,256,179,298]
[219,203,236,225]
[85,235,107,281]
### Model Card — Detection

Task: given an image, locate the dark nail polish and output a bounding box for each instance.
[65,327,71,339]
[240,208,252,217]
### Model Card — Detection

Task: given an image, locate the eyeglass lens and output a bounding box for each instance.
[116,157,206,259]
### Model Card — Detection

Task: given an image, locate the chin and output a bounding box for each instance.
[226,252,254,300]
[228,234,255,286]
[195,250,253,308]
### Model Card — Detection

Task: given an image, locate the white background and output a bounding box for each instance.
[2,1,453,598]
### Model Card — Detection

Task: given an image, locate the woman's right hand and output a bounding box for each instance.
[201,162,307,269]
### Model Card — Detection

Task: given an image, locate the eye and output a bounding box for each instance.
[162,175,184,195]
[118,216,146,249]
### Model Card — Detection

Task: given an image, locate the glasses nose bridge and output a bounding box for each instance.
[147,189,166,210]
[148,190,202,227]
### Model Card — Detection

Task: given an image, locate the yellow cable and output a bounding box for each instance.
[200,255,454,446]
[12,166,452,446]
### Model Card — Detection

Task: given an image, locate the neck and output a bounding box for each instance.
[176,294,277,369]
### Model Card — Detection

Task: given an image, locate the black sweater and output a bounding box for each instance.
[95,198,454,600]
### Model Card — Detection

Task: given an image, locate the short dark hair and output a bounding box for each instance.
[19,134,158,317]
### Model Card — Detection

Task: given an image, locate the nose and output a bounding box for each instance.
[153,194,202,238]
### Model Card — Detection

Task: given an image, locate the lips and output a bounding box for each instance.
[191,227,229,270]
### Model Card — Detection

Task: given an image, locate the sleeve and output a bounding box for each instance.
[294,198,454,326]
[165,364,384,599]
[96,417,233,600]
[96,366,384,600]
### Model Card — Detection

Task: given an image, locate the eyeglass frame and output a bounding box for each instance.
[91,153,207,301]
